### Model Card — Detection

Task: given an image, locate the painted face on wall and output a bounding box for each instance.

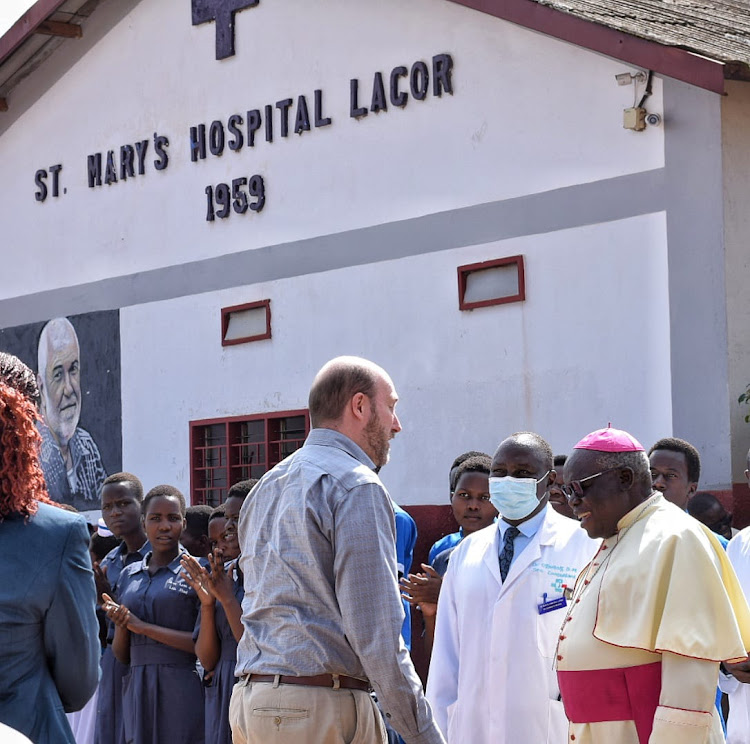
[38,319,81,448]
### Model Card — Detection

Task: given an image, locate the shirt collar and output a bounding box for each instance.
[136,546,187,575]
[498,503,547,539]
[117,538,151,560]
[305,428,376,470]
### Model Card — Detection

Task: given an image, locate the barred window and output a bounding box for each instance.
[190,410,309,506]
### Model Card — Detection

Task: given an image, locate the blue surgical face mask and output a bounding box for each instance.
[488,472,550,521]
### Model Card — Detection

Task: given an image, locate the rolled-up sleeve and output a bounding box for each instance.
[43,516,101,712]
[333,483,445,744]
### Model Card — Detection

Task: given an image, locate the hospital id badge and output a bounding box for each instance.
[537,592,567,614]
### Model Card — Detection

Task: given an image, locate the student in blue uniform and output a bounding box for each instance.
[93,472,149,744]
[427,451,495,565]
[392,501,417,649]
[182,504,213,558]
[103,485,204,744]
[181,479,254,744]
[401,454,496,658]
[207,505,227,554]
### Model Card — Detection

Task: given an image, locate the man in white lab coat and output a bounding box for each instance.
[427,431,598,744]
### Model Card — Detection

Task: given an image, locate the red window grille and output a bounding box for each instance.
[190,409,309,506]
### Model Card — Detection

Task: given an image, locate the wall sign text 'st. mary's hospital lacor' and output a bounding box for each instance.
[32,49,454,222]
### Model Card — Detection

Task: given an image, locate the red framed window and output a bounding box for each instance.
[190,409,309,506]
[221,299,272,346]
[457,255,525,310]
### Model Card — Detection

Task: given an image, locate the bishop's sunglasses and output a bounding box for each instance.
[561,467,622,501]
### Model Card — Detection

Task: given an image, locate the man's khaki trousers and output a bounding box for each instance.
[229,677,388,744]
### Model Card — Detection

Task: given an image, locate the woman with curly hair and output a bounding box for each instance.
[0,353,100,744]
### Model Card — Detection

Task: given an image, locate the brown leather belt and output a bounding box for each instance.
[246,673,371,692]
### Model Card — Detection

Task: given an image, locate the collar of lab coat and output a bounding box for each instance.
[484,503,559,591]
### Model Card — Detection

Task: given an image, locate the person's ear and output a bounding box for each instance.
[350,392,369,422]
[687,482,698,500]
[548,469,558,486]
[618,467,634,490]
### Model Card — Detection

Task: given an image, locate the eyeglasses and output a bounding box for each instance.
[561,467,622,501]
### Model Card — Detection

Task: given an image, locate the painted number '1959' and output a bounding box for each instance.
[205,174,265,221]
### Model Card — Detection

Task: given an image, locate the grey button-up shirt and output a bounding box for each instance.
[236,428,445,744]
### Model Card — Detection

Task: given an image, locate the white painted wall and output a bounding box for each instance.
[0,0,663,301]
[722,81,750,483]
[120,211,671,505]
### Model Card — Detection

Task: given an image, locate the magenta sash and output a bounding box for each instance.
[557,662,661,744]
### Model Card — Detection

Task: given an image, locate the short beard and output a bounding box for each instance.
[364,411,390,468]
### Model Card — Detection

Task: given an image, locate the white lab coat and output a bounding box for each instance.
[725,527,750,744]
[427,504,599,744]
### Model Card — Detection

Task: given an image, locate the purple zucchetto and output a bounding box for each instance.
[574,427,645,453]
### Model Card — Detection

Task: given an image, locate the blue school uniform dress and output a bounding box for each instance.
[193,561,244,744]
[95,540,150,744]
[117,548,205,744]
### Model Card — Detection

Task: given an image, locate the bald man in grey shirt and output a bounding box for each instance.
[231,357,444,744]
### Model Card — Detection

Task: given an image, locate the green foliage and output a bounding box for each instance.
[739,385,750,423]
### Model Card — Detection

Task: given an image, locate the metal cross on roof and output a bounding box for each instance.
[191,0,259,60]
